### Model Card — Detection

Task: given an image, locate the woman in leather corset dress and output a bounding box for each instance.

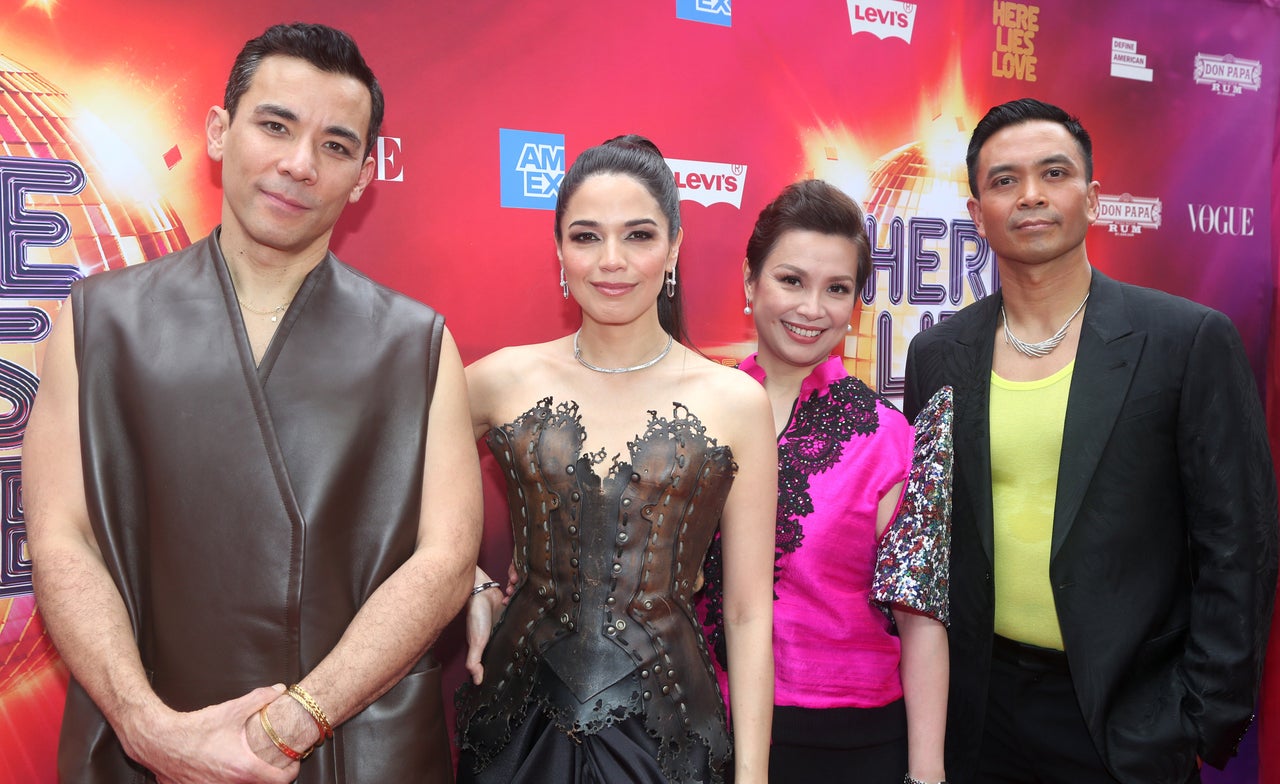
[456,135,777,784]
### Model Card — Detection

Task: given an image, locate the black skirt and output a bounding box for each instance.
[768,699,908,784]
[457,706,716,784]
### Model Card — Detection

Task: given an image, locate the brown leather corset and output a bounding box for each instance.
[457,399,736,783]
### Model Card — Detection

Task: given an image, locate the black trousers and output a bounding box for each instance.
[977,636,1199,784]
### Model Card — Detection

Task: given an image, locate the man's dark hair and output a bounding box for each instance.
[224,22,384,159]
[966,98,1092,197]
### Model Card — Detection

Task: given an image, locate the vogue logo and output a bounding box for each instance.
[666,158,747,208]
[375,137,403,182]
[1187,204,1255,236]
[847,1,917,43]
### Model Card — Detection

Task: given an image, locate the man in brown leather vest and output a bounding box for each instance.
[24,23,481,783]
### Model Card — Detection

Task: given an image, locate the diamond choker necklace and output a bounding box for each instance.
[573,330,674,373]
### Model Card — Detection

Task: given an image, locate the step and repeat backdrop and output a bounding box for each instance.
[0,1,1277,781]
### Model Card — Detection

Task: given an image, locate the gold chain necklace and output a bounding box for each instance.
[237,298,289,323]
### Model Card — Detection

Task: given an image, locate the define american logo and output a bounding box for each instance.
[1096,193,1162,237]
[666,158,747,208]
[1195,53,1261,96]
[499,129,565,211]
[676,0,732,28]
[1110,38,1152,82]
[847,1,917,43]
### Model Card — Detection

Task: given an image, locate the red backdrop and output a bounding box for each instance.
[1,1,1277,781]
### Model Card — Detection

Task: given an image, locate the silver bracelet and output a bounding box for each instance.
[904,777,947,784]
[470,580,501,597]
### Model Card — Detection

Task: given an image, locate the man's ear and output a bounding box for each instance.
[206,106,230,162]
[1085,179,1100,225]
[966,195,986,238]
[349,156,377,203]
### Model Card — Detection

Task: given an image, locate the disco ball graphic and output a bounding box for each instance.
[0,594,61,697]
[838,128,996,400]
[0,53,191,279]
[0,51,193,767]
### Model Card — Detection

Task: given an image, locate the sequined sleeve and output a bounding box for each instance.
[871,385,954,625]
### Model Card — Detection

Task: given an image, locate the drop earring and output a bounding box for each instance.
[743,300,753,316]
[560,268,569,300]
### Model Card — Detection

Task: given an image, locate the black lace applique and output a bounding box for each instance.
[700,536,729,670]
[702,375,885,670]
[775,376,880,556]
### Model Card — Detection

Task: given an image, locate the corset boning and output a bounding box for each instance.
[456,399,737,783]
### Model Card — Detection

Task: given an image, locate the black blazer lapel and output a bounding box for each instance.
[1052,269,1144,560]
[952,295,1001,565]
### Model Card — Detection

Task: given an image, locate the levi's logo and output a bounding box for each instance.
[852,4,908,26]
[665,158,748,209]
[847,1,917,42]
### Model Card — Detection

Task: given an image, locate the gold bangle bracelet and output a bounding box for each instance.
[258,706,310,761]
[287,683,334,740]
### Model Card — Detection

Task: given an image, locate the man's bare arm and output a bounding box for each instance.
[251,326,484,755]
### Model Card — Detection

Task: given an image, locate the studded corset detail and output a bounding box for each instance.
[456,398,737,783]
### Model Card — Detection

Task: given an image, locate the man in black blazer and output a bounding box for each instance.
[903,98,1277,784]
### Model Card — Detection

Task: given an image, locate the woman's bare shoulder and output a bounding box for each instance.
[466,338,571,431]
[670,352,769,439]
[683,353,765,400]
[468,339,566,385]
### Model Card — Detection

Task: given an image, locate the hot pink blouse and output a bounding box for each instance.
[700,354,913,709]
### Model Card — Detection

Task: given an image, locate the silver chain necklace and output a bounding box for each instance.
[573,330,673,373]
[1001,293,1089,358]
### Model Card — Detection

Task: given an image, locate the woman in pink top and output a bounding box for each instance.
[699,180,950,784]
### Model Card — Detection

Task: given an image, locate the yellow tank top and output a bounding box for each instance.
[989,362,1073,650]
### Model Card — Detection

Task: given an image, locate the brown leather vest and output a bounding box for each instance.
[457,399,735,783]
[62,232,452,783]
